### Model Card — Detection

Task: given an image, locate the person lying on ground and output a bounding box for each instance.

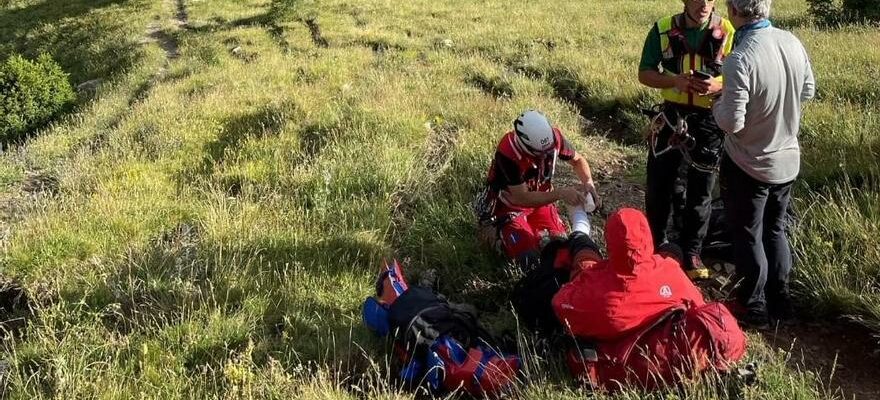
[474,109,600,266]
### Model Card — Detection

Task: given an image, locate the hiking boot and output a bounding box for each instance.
[769,295,796,326]
[737,309,771,330]
[685,255,711,281]
[723,300,770,329]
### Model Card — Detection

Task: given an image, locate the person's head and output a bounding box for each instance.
[727,0,772,27]
[605,208,655,274]
[513,110,556,158]
[683,0,716,26]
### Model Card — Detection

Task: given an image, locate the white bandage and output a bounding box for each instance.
[568,203,592,236]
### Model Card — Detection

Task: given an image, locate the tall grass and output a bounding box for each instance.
[0,0,876,398]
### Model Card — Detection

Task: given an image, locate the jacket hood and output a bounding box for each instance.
[605,208,656,274]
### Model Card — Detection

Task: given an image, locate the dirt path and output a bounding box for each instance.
[763,321,880,399]
[143,0,187,61]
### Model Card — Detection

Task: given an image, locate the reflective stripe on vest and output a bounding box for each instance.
[657,14,735,109]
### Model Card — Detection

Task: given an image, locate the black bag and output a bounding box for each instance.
[388,287,489,355]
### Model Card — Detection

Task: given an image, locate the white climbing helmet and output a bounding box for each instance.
[513,110,555,157]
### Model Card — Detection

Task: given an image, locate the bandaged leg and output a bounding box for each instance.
[567,203,592,236]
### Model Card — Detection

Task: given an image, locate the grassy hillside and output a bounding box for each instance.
[0,0,877,398]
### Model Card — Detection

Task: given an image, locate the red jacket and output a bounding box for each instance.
[552,208,706,340]
[485,129,574,211]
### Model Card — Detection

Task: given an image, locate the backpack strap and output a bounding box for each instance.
[618,305,688,363]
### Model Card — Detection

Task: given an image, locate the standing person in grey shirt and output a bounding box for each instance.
[713,0,815,328]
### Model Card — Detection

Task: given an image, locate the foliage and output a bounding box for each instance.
[844,0,880,21]
[0,53,74,141]
[0,0,876,398]
[807,0,880,24]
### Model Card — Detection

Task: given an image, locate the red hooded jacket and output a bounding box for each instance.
[551,208,706,341]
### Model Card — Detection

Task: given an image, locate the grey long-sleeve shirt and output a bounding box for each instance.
[713,25,816,184]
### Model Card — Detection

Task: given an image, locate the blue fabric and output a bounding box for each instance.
[426,351,445,390]
[733,19,771,47]
[400,359,424,383]
[432,336,468,365]
[361,297,390,336]
[472,347,496,387]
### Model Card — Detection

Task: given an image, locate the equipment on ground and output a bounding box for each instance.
[362,259,521,397]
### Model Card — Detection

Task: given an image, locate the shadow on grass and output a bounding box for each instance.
[465,71,514,99]
[199,102,297,194]
[47,219,386,372]
[0,0,143,83]
[800,135,880,188]
[507,62,652,145]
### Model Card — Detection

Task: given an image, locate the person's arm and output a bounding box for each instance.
[494,150,582,207]
[503,183,583,208]
[689,74,723,97]
[567,152,601,207]
[712,52,751,134]
[801,50,816,102]
[637,24,699,94]
[639,69,696,93]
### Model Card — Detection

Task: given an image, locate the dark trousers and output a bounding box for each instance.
[720,155,793,315]
[645,106,722,259]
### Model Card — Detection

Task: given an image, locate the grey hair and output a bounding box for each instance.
[729,0,772,20]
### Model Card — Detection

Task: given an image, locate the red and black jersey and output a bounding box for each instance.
[485,128,575,208]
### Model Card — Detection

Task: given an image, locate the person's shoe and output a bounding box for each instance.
[685,255,711,280]
[737,309,771,330]
[723,300,770,329]
[769,295,797,326]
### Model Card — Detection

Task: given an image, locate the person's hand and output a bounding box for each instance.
[557,187,586,206]
[691,76,722,96]
[583,181,602,209]
[674,74,694,93]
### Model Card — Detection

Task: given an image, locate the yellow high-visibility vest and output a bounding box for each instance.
[657,13,735,108]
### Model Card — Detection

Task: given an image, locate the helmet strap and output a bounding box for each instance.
[514,135,537,157]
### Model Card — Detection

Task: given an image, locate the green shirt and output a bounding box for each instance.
[638,18,711,73]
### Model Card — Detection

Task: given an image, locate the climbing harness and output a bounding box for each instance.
[643,104,719,173]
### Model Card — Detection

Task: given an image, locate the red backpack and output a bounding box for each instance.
[566,302,746,391]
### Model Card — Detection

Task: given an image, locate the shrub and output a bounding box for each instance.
[807,0,838,23]
[0,53,75,142]
[808,0,880,24]
[844,0,880,21]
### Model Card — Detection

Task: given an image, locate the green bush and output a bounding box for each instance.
[0,53,75,142]
[808,0,880,24]
[844,0,880,21]
[807,0,838,23]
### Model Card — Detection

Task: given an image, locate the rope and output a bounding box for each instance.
[644,104,719,173]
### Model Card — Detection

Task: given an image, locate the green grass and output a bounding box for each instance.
[0,0,877,398]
